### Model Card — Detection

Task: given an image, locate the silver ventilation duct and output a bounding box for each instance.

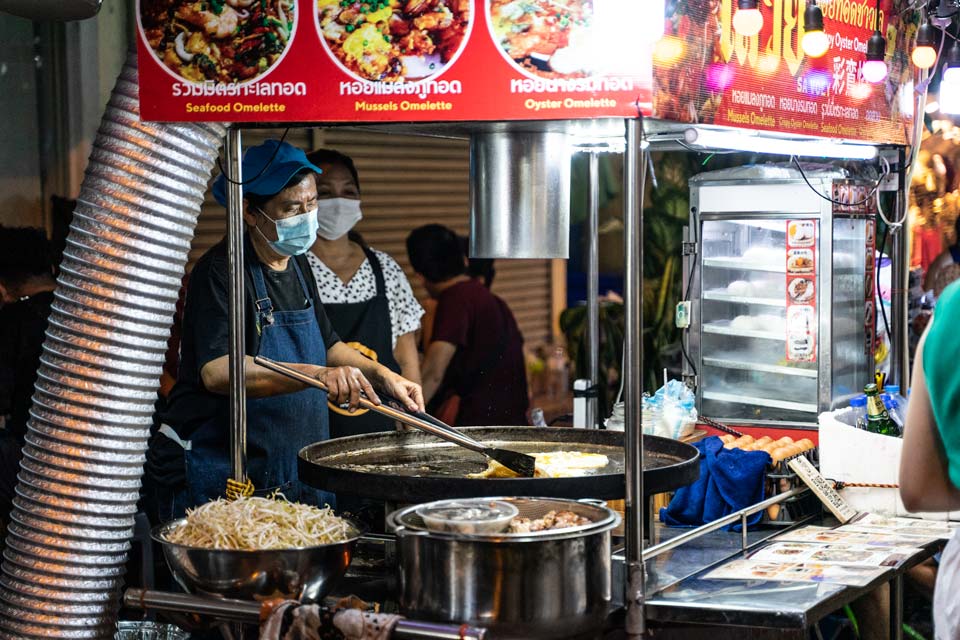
[0,0,100,20]
[469,130,571,259]
[0,54,226,639]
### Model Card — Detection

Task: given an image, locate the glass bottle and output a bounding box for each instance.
[864,383,900,437]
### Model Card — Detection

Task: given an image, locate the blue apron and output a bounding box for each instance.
[183,258,335,510]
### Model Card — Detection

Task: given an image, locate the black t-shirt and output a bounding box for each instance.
[428,279,529,426]
[160,235,339,440]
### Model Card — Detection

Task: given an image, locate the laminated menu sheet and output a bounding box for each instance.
[704,558,888,587]
[774,525,939,548]
[841,513,959,541]
[744,541,920,569]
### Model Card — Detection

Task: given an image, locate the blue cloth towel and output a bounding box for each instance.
[660,436,770,530]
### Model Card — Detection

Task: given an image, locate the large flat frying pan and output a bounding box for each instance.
[298,427,699,503]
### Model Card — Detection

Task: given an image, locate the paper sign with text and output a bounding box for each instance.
[653,0,919,145]
[789,455,860,523]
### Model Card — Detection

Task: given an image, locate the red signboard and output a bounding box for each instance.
[653,0,917,145]
[136,0,658,123]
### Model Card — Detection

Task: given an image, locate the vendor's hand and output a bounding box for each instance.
[381,371,425,413]
[317,366,380,412]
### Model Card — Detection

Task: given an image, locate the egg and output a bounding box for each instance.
[770,447,790,462]
[468,451,609,479]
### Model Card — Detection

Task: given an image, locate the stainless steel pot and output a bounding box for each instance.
[389,497,620,639]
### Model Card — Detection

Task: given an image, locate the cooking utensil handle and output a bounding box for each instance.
[253,356,487,454]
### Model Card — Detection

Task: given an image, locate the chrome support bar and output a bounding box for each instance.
[123,589,487,640]
[124,589,261,624]
[225,128,247,484]
[640,486,808,562]
[586,151,601,429]
[623,118,646,636]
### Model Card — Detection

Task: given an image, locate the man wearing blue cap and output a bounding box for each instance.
[146,140,423,517]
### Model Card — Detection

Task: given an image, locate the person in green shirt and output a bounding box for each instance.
[900,280,960,638]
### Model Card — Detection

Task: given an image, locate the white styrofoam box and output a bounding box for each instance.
[818,408,959,521]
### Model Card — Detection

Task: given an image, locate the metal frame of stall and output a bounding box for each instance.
[147,84,916,634]
[204,117,653,636]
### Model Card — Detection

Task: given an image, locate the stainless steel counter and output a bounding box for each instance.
[633,520,941,639]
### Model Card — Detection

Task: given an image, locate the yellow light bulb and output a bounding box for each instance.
[733,8,763,37]
[802,30,830,58]
[912,45,937,70]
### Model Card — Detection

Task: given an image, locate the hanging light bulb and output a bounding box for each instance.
[801,1,830,58]
[912,22,939,69]
[941,41,960,114]
[862,31,888,83]
[733,0,763,36]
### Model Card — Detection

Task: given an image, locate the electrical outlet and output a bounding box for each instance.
[878,149,899,192]
[676,301,691,329]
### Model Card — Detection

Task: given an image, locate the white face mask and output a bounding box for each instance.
[316,198,363,240]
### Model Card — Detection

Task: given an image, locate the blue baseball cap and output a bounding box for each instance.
[212,140,322,207]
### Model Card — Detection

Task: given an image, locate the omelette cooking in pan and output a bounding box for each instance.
[469,451,610,478]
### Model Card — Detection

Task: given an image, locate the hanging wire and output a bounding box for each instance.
[791,156,889,207]
[215,127,292,187]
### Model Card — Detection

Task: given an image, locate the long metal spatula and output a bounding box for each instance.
[254,355,537,478]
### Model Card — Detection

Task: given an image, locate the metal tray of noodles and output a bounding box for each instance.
[299,427,700,503]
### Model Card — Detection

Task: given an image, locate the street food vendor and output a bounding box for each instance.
[145,140,423,519]
[305,148,424,438]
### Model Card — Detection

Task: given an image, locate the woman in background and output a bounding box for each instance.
[306,148,424,438]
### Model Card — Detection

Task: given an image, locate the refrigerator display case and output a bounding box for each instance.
[684,166,877,428]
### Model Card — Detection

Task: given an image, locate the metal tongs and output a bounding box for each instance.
[254,355,536,477]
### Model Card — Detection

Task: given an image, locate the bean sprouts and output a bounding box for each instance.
[164,495,352,550]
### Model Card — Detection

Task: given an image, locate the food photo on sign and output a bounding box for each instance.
[315,0,471,82]
[139,0,298,84]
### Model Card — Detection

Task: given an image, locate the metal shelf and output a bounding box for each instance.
[702,291,785,307]
[702,257,786,272]
[702,390,817,413]
[703,357,817,378]
[703,322,784,341]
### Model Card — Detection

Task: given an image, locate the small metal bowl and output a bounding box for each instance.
[416,498,519,535]
[115,621,190,639]
[152,518,363,602]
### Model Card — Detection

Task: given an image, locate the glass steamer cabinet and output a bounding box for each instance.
[684,166,877,429]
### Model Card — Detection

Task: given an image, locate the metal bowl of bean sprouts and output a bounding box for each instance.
[152,496,363,602]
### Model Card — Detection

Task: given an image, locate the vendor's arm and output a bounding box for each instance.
[201,356,380,408]
[421,340,456,404]
[899,329,960,512]
[327,341,424,412]
[394,331,422,384]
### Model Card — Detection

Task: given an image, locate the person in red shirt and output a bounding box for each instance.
[406,224,528,426]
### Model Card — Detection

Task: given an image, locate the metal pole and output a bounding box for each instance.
[225,128,247,484]
[586,151,601,428]
[123,590,488,639]
[889,576,903,640]
[623,118,646,637]
[892,146,909,390]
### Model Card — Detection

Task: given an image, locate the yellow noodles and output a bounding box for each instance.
[164,495,352,550]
